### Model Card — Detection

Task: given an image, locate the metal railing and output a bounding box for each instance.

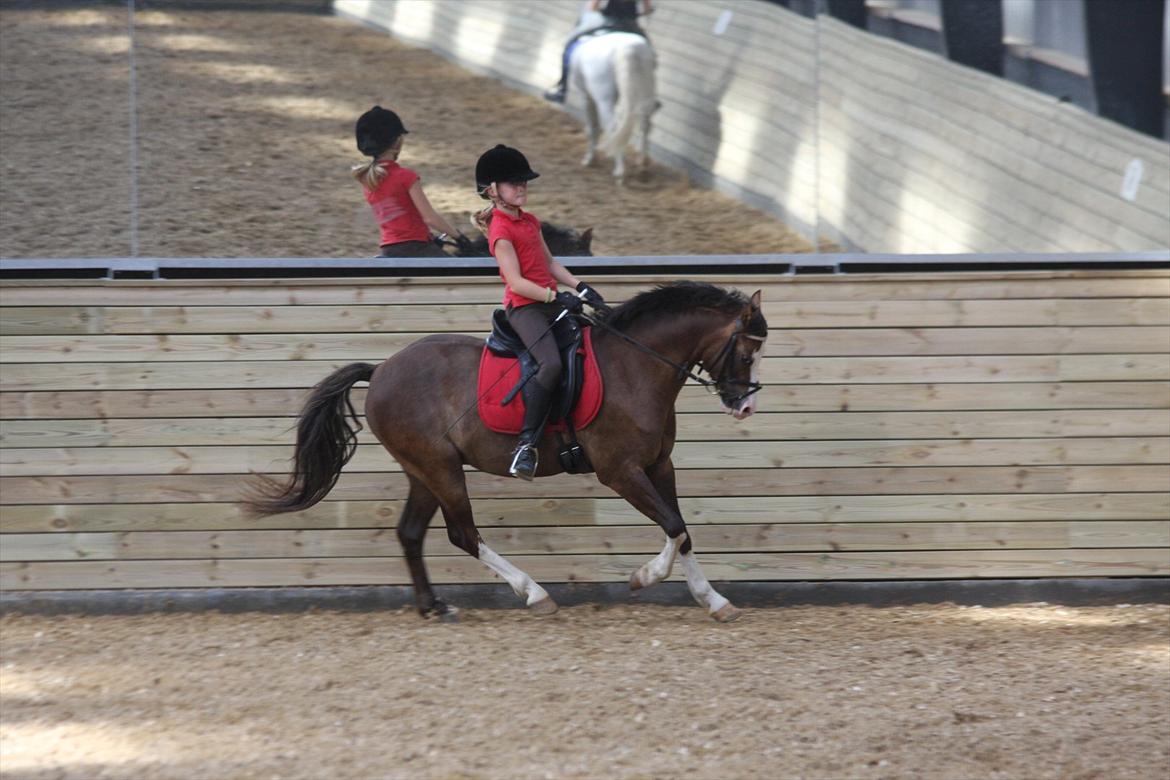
[1,252,1166,280]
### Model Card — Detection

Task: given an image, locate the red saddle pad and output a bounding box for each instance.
[477,327,604,435]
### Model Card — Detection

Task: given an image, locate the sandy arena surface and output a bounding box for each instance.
[2,603,1168,780]
[0,5,814,259]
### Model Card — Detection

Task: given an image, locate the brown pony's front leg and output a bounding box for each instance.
[603,460,742,623]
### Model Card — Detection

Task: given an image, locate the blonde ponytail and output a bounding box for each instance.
[471,204,494,235]
[351,158,388,190]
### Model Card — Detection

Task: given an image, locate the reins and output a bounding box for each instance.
[578,310,764,405]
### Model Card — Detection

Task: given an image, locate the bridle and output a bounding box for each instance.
[580,311,765,406]
[703,325,766,406]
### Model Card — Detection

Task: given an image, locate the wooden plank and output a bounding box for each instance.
[3,548,1166,589]
[7,297,1167,335]
[6,409,1164,448]
[5,355,1167,390]
[4,493,1165,533]
[3,272,1166,306]
[6,326,1167,362]
[3,466,1165,504]
[5,382,1166,419]
[5,437,1166,477]
[5,521,1166,562]
[0,304,497,336]
[764,298,1170,328]
[669,410,1170,442]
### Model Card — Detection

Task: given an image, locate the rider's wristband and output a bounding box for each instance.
[544,287,554,304]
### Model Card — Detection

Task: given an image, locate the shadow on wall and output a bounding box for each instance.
[644,2,819,242]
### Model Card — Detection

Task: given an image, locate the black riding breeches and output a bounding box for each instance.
[506,302,564,392]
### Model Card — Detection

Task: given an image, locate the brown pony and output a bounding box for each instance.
[245,281,767,622]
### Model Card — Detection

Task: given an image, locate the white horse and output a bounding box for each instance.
[569,30,657,184]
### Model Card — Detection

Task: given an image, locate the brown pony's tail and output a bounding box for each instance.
[243,362,375,517]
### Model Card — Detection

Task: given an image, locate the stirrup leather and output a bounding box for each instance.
[509,443,539,480]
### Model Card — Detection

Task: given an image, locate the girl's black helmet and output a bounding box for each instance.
[475,144,539,198]
[355,106,408,157]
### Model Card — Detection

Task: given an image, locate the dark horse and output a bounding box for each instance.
[454,222,594,257]
[245,282,767,622]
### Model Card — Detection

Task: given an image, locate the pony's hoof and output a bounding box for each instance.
[427,601,459,623]
[529,597,559,616]
[629,570,645,591]
[711,604,743,623]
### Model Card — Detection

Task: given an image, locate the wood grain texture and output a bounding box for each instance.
[4,548,1166,590]
[5,382,1166,419]
[4,493,1165,533]
[2,272,1166,590]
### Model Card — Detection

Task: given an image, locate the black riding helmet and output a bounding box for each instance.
[475,144,540,199]
[355,106,408,158]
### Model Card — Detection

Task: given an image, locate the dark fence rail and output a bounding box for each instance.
[2,252,1167,280]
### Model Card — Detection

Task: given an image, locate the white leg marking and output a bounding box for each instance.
[478,542,550,606]
[631,533,685,589]
[680,551,730,615]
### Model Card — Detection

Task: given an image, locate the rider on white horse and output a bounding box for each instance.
[544,0,653,104]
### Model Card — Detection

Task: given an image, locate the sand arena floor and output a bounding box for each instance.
[2,603,1168,780]
[0,4,814,259]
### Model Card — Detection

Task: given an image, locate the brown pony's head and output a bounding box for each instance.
[717,289,766,420]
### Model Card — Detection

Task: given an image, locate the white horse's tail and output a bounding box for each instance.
[603,39,656,158]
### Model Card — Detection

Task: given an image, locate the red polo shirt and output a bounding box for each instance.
[364,161,430,246]
[488,208,556,308]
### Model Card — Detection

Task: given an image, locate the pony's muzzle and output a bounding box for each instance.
[722,396,756,420]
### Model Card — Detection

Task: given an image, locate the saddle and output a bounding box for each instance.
[478,310,604,472]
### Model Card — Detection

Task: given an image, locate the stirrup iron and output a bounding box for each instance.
[509,443,539,481]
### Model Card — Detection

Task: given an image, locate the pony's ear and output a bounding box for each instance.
[579,227,593,251]
[749,289,762,311]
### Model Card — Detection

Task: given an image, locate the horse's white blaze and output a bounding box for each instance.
[680,551,730,614]
[477,542,550,606]
[632,533,686,589]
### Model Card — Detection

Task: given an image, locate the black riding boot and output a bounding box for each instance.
[543,80,567,104]
[509,381,553,480]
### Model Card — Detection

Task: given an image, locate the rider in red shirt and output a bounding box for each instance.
[472,145,608,479]
[352,106,473,257]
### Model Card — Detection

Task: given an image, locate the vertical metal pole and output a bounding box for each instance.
[126,0,140,258]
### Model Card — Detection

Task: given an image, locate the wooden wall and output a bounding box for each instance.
[334,0,1169,253]
[2,271,1168,591]
[818,16,1170,253]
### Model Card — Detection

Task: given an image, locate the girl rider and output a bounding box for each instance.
[352,106,473,258]
[472,144,607,480]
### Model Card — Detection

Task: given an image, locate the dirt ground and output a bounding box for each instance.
[2,603,1168,780]
[0,5,814,259]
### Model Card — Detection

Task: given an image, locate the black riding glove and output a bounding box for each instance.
[575,281,611,315]
[454,233,475,255]
[554,290,584,313]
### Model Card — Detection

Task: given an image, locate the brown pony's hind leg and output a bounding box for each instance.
[397,475,452,620]
[416,458,558,616]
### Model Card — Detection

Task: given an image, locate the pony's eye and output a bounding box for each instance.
[740,354,753,366]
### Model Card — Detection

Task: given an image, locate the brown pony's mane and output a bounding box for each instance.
[603,281,765,337]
